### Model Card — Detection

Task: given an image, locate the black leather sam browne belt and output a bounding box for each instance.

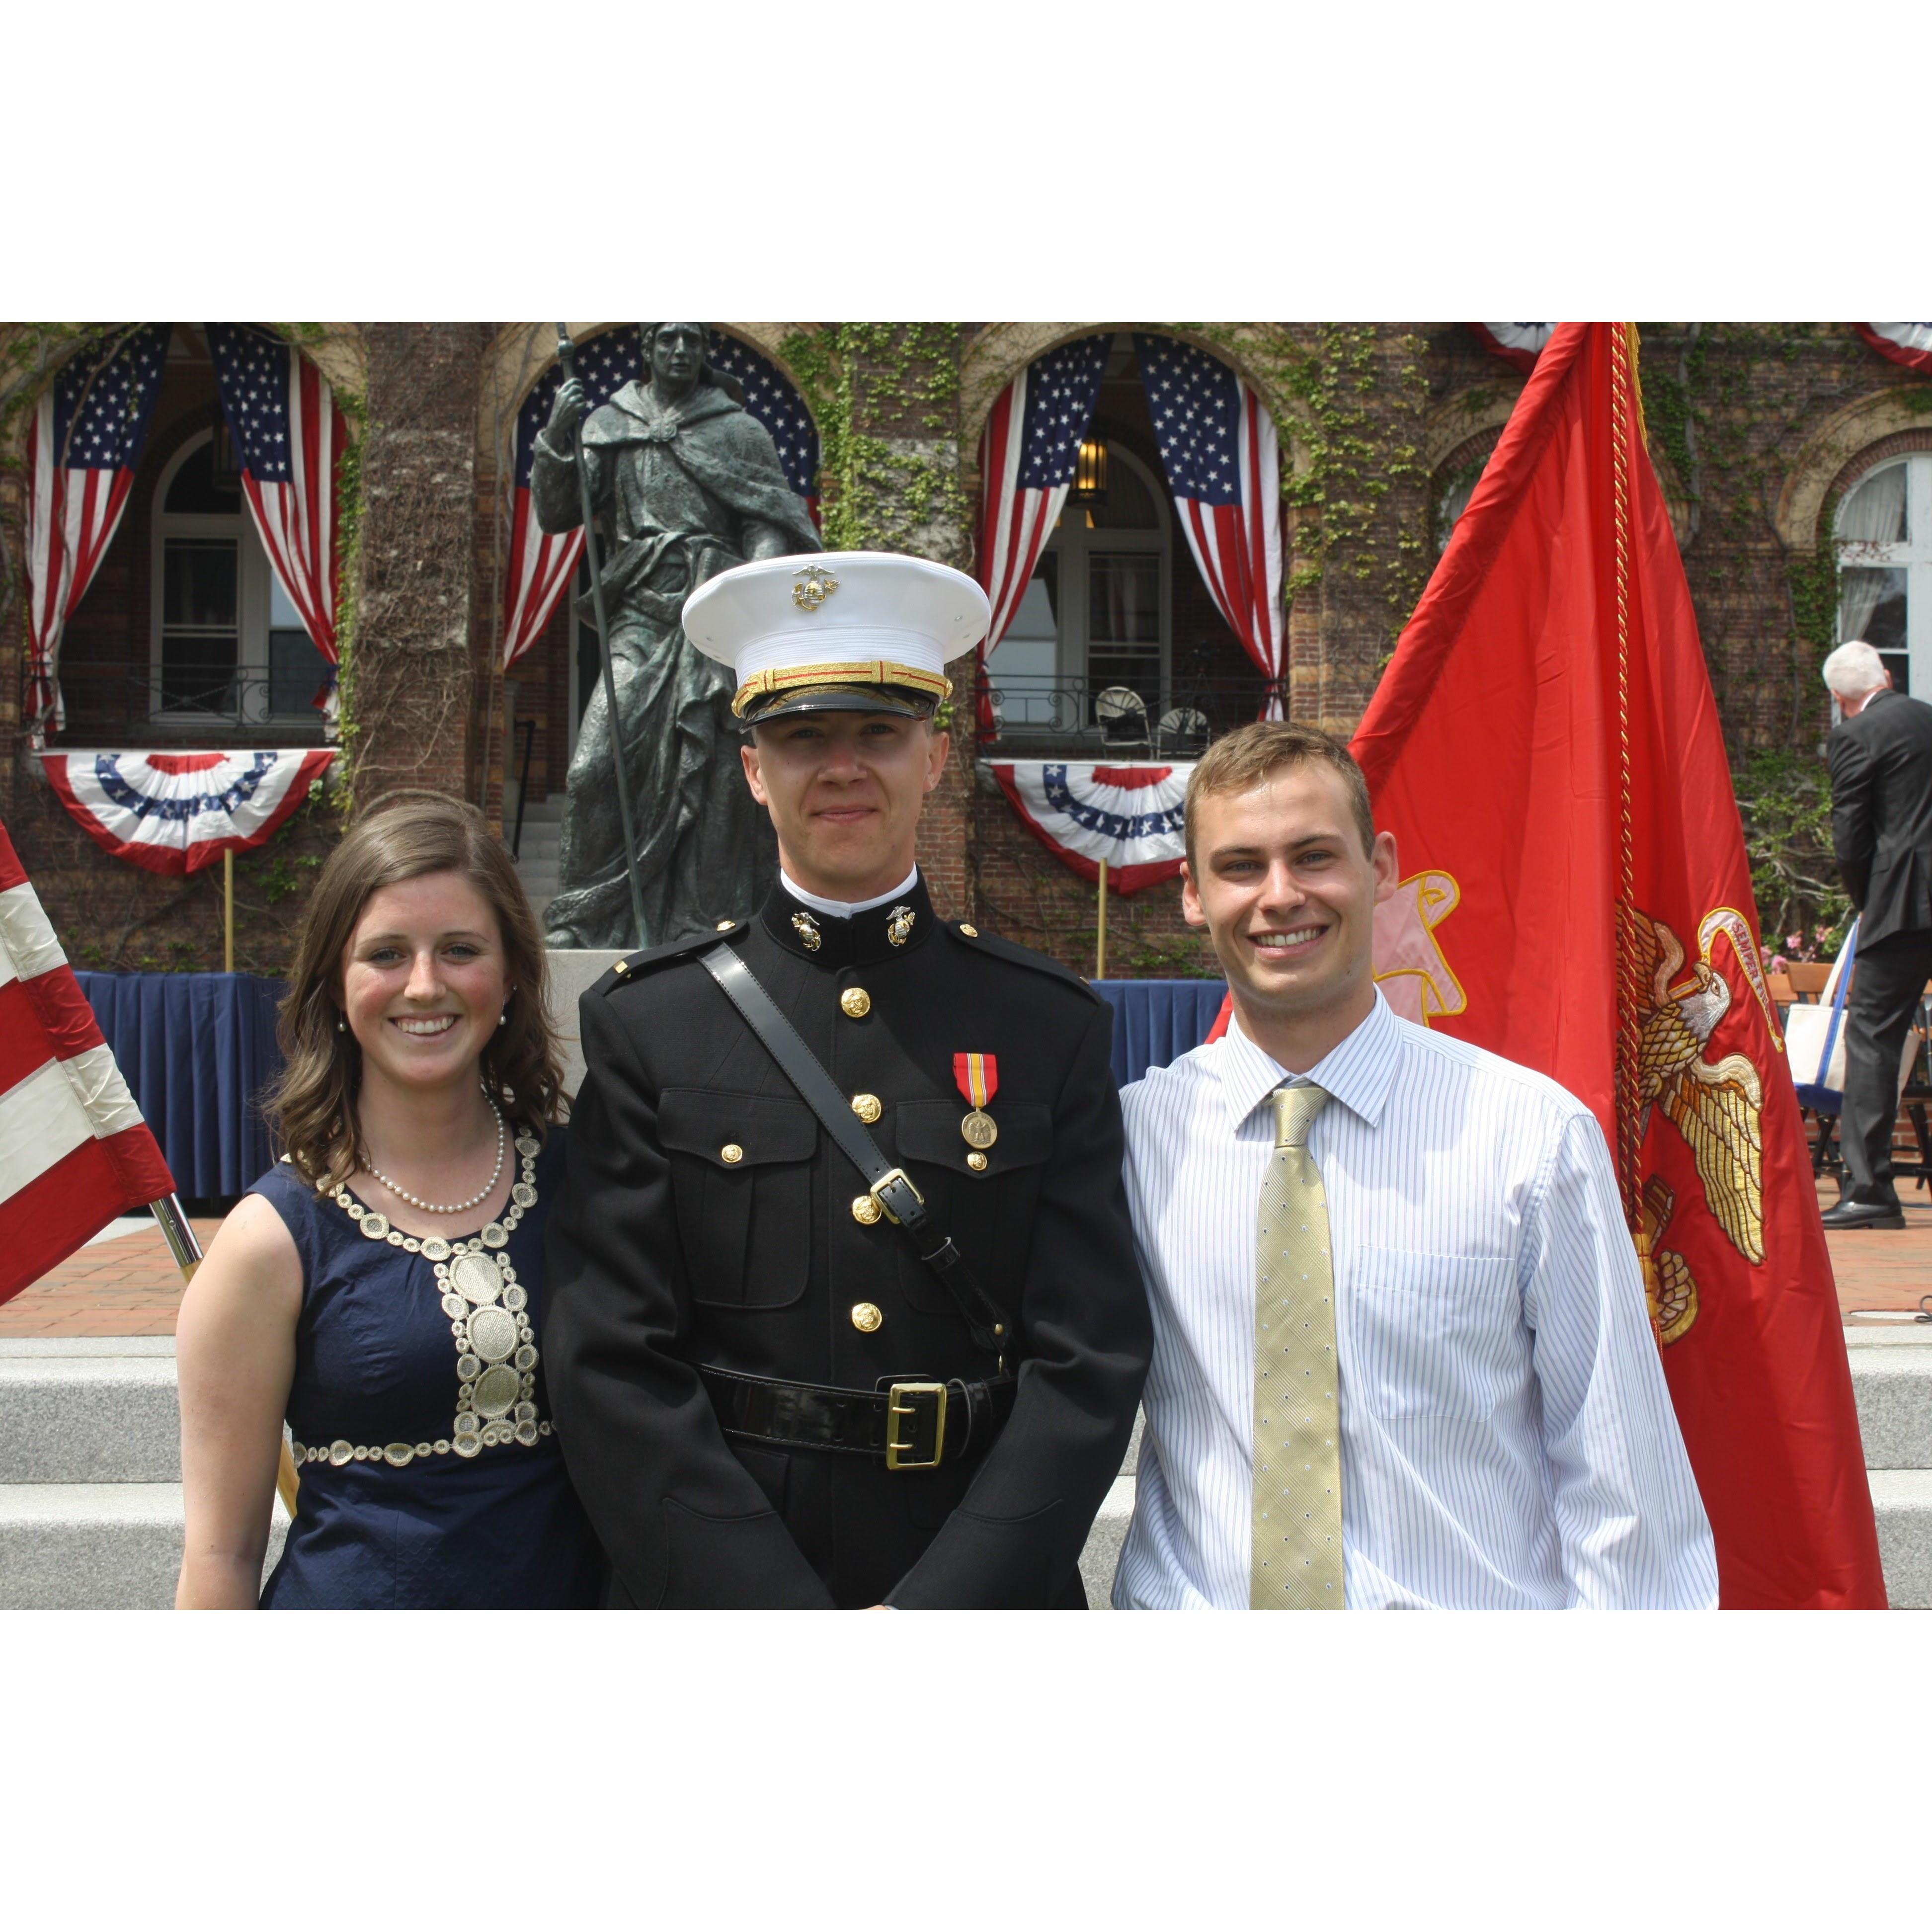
[699,1366,1017,1472]
[693,945,1018,1472]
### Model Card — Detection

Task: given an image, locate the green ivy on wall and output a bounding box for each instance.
[777,324,967,557]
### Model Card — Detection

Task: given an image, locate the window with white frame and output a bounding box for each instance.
[1836,455,1932,696]
[150,428,329,726]
[990,443,1170,732]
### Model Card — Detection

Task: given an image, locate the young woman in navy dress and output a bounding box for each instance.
[174,792,604,1608]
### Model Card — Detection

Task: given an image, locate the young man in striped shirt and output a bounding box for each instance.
[1113,722,1716,1610]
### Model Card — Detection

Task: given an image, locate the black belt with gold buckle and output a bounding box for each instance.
[697,1365,1016,1472]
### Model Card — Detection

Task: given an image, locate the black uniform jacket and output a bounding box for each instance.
[1829,687,1932,946]
[543,873,1152,1609]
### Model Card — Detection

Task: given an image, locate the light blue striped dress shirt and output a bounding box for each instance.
[1113,991,1719,1610]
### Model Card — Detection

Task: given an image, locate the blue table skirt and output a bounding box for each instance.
[1094,979,1227,1090]
[72,973,1220,1195]
[76,973,287,1200]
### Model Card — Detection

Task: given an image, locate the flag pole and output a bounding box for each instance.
[1096,858,1109,980]
[150,1193,299,1519]
[222,849,234,973]
[556,324,648,951]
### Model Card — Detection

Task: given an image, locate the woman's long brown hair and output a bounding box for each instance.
[266,790,566,1193]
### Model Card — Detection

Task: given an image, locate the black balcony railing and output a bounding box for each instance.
[128,671,325,728]
[975,671,1277,758]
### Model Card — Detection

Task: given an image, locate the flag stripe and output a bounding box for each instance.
[0,1134,172,1311]
[0,975,105,1093]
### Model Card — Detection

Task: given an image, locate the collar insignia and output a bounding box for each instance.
[886,904,916,948]
[791,910,822,952]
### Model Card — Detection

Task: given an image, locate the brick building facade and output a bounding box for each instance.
[3,322,1927,978]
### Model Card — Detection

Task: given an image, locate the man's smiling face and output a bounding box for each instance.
[1182,761,1398,1033]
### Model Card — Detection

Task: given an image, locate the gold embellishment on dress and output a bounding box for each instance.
[793,563,839,611]
[792,911,822,952]
[324,1133,550,1461]
[886,905,915,948]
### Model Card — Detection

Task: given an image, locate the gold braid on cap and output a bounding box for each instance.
[732,660,953,720]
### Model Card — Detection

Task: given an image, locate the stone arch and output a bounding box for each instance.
[478,321,818,476]
[958,322,1308,457]
[1775,386,1932,551]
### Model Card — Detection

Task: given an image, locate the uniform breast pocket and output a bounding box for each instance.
[659,1090,816,1309]
[1348,1247,1524,1421]
[890,1101,1053,1317]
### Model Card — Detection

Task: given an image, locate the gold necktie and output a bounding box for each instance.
[1252,1083,1344,1610]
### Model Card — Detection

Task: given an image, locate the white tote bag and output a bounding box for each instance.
[1785,917,1919,1114]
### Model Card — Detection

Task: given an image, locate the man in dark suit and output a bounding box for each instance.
[544,551,1151,1605]
[1821,641,1932,1229]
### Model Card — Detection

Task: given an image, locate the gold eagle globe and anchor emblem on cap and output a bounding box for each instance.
[792,563,839,612]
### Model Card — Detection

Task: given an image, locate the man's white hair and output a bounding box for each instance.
[1822,640,1889,699]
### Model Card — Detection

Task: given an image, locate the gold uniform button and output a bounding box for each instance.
[715,920,735,931]
[850,1302,884,1333]
[852,1193,884,1225]
[966,1151,988,1172]
[959,923,978,938]
[850,1093,883,1125]
[840,987,872,1019]
[720,1143,744,1165]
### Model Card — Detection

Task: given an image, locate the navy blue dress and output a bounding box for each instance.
[255,1127,604,1609]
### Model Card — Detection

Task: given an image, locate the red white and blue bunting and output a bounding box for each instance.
[1466,324,1556,374]
[987,760,1192,894]
[40,750,335,876]
[1855,324,1932,376]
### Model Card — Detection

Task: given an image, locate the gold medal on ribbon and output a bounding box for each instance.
[954,1052,999,1149]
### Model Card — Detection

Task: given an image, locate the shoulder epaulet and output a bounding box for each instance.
[940,919,1100,1003]
[594,921,746,995]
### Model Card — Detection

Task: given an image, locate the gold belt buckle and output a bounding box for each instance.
[884,1380,948,1471]
[869,1166,924,1227]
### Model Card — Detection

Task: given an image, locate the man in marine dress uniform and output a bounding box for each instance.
[544,551,1151,1608]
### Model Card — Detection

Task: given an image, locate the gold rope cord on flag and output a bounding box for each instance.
[1610,324,1643,1234]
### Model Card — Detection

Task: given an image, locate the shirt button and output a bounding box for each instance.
[850,1093,883,1124]
[840,987,872,1019]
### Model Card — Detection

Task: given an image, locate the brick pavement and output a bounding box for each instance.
[0,1191,1926,1338]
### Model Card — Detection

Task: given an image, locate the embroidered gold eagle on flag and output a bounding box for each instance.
[1630,908,1773,1274]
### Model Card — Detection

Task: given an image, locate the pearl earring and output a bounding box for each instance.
[497,1011,508,1028]
[336,1019,346,1033]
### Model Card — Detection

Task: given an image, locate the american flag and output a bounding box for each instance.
[206,325,345,663]
[23,325,170,738]
[1468,323,1556,374]
[975,334,1112,652]
[499,327,820,668]
[1857,323,1932,376]
[1134,333,1284,714]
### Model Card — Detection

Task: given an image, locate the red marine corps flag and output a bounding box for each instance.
[1350,323,1885,1608]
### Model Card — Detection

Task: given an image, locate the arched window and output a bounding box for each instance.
[1837,454,1931,694]
[150,426,329,724]
[992,442,1171,733]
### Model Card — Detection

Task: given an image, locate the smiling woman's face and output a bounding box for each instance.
[338,871,509,1098]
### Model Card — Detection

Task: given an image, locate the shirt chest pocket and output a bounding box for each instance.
[890,1100,1053,1317]
[1347,1247,1523,1420]
[659,1089,816,1309]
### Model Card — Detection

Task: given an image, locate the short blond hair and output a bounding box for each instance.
[1184,721,1375,867]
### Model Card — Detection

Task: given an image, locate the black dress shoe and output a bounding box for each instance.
[1820,1199,1907,1230]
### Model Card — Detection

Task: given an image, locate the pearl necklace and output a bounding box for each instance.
[364,1101,506,1215]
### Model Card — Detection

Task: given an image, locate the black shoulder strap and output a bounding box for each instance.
[698,944,1009,1363]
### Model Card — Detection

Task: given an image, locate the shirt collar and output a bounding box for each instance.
[779,863,921,920]
[761,868,932,967]
[1213,987,1404,1132]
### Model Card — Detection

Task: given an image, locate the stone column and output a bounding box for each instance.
[348,324,492,810]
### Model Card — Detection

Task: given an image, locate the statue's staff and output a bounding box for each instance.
[555,323,647,950]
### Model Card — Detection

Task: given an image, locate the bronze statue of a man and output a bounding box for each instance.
[532,323,820,947]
